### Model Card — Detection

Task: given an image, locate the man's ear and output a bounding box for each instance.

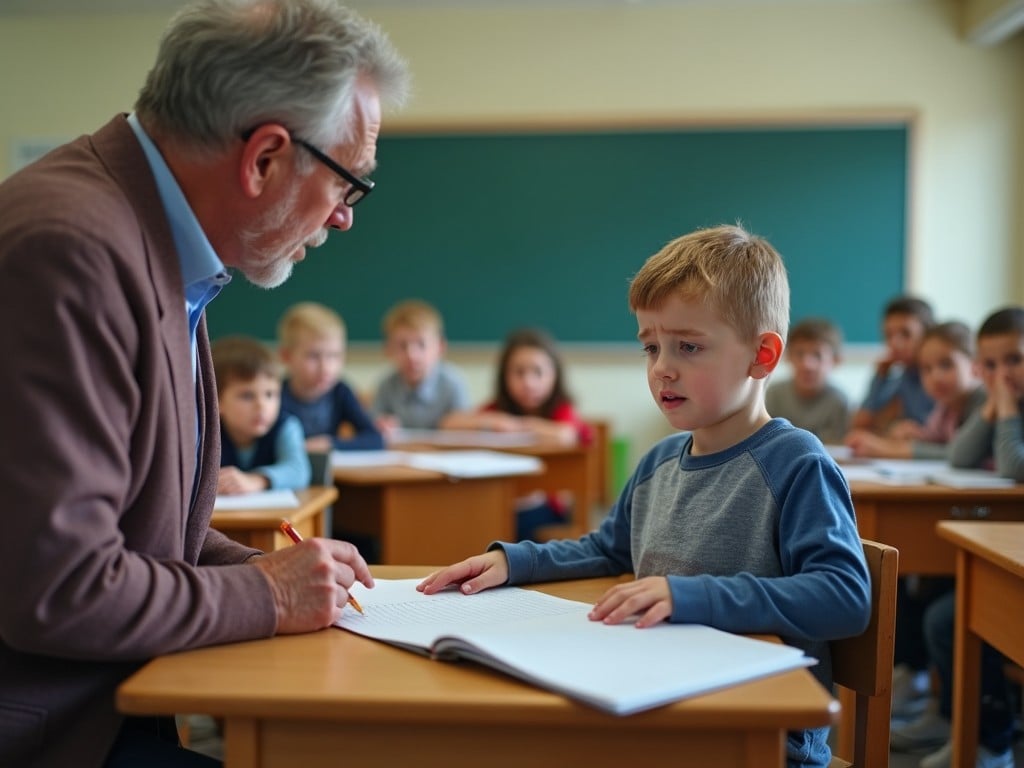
[750,332,784,378]
[238,124,291,198]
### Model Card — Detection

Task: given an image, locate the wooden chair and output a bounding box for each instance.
[829,538,899,768]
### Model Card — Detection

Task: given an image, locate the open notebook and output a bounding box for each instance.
[335,579,813,716]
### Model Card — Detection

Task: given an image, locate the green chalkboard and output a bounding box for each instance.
[207,123,907,344]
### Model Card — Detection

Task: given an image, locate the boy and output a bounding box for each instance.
[949,305,1024,480]
[278,302,384,453]
[213,336,311,494]
[373,299,471,431]
[418,224,871,768]
[849,295,935,435]
[766,317,850,444]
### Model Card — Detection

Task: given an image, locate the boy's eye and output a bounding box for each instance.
[641,344,658,356]
[679,342,702,354]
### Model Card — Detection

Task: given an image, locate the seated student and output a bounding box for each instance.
[443,327,593,540]
[212,336,311,494]
[949,305,1024,481]
[373,298,471,432]
[845,321,984,459]
[277,302,384,453]
[765,317,850,444]
[849,295,936,435]
[418,225,871,768]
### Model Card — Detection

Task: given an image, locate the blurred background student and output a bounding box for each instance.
[845,321,983,460]
[373,298,470,433]
[213,336,311,495]
[765,317,850,445]
[849,295,935,436]
[278,302,384,453]
[445,327,592,539]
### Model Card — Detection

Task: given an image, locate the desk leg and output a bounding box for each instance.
[951,549,981,767]
[223,717,259,768]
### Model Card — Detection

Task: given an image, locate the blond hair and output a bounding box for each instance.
[628,224,790,343]
[381,299,444,337]
[277,302,345,350]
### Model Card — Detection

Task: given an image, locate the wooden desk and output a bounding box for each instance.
[332,465,519,564]
[118,566,837,768]
[211,486,337,552]
[392,431,597,539]
[848,480,1024,574]
[936,521,1024,767]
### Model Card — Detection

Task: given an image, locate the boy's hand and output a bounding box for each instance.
[886,419,924,440]
[992,375,1022,419]
[588,576,672,628]
[416,551,509,595]
[304,435,333,453]
[218,466,269,494]
[252,538,373,633]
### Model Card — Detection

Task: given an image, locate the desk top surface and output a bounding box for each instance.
[210,486,337,526]
[847,479,1024,501]
[936,521,1024,577]
[117,566,835,730]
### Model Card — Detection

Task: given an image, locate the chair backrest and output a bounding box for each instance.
[308,451,331,485]
[828,538,899,768]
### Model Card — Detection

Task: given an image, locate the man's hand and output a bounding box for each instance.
[252,538,373,633]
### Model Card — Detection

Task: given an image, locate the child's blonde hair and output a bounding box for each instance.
[212,336,280,395]
[277,302,346,350]
[381,299,444,338]
[628,224,790,343]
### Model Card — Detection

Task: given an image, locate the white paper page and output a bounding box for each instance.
[927,468,1015,489]
[337,579,811,715]
[392,428,539,448]
[404,450,543,478]
[330,450,412,468]
[213,489,300,510]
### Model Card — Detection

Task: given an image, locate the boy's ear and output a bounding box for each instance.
[750,332,784,378]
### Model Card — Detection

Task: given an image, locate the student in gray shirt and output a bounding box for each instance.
[765,317,850,444]
[373,299,470,431]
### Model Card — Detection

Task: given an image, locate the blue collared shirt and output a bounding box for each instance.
[127,113,231,375]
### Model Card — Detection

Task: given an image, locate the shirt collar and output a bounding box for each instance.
[126,112,230,293]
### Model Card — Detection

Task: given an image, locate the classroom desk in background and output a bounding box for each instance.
[210,486,337,552]
[117,565,837,768]
[390,428,601,539]
[935,521,1024,768]
[847,480,1024,575]
[331,464,523,564]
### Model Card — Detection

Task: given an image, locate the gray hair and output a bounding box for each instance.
[135,0,409,156]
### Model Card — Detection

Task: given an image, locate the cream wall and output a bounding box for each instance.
[1,0,1023,476]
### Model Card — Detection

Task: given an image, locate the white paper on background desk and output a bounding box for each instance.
[837,459,1014,488]
[404,450,543,479]
[336,579,813,716]
[330,450,411,468]
[213,489,300,510]
[391,428,539,449]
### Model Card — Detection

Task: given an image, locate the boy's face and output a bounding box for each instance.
[976,332,1024,399]
[883,313,927,366]
[219,372,281,446]
[282,330,344,399]
[504,345,557,414]
[786,339,837,398]
[386,325,443,386]
[636,294,767,454]
[918,336,976,406]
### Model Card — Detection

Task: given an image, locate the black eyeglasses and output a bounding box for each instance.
[291,137,374,207]
[240,127,374,207]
